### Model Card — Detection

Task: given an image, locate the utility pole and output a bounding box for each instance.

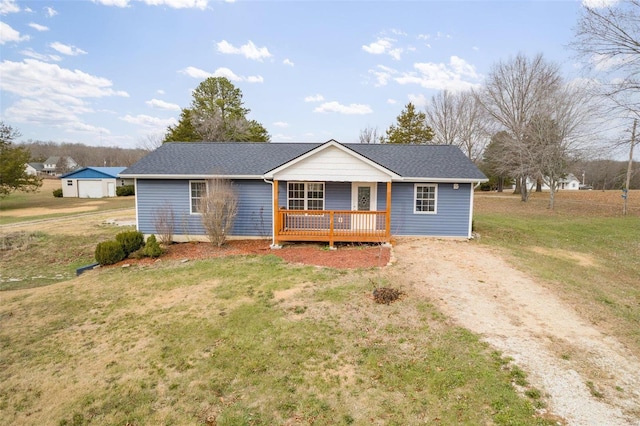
[623,119,636,216]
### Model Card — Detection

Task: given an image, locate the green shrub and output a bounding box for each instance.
[142,234,162,258]
[115,230,144,256]
[116,185,135,196]
[52,188,63,198]
[95,240,126,265]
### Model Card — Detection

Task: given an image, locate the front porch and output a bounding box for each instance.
[272,180,392,247]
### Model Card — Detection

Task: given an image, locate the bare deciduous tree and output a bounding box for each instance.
[425,90,459,146]
[200,178,238,247]
[359,126,382,144]
[571,0,640,113]
[475,53,562,201]
[138,133,164,152]
[425,90,490,161]
[153,203,175,245]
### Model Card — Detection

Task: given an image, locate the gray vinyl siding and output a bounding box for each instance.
[137,179,272,237]
[390,182,471,237]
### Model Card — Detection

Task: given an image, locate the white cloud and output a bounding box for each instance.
[50,42,87,56]
[28,22,49,31]
[217,40,272,61]
[20,48,61,61]
[408,93,428,108]
[246,75,264,83]
[582,0,619,7]
[387,98,397,105]
[212,67,241,81]
[0,59,129,98]
[304,94,324,102]
[45,7,57,17]
[140,0,208,9]
[314,101,372,115]
[0,22,30,44]
[368,65,398,87]
[273,121,289,128]
[591,52,633,71]
[362,37,403,60]
[121,114,177,130]
[180,66,261,83]
[94,0,208,8]
[180,66,212,79]
[93,0,130,6]
[157,89,165,95]
[283,58,294,67]
[0,0,20,14]
[0,59,128,129]
[146,98,180,111]
[394,56,481,91]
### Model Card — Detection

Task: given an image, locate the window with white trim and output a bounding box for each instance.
[287,182,324,210]
[190,181,206,214]
[414,184,437,214]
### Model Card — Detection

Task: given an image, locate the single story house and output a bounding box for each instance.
[60,167,132,198]
[119,140,488,247]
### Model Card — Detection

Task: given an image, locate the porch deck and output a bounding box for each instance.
[274,209,391,246]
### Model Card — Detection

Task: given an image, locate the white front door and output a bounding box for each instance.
[351,182,377,230]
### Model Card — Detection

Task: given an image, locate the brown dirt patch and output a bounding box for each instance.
[120,240,391,269]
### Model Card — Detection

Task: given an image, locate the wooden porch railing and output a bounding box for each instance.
[274,209,390,247]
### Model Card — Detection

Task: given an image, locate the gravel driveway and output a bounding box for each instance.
[388,237,640,426]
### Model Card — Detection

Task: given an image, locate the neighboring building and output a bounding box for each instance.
[60,167,131,198]
[43,156,79,176]
[120,140,488,247]
[25,162,44,176]
[524,173,582,191]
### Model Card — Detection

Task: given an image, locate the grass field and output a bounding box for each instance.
[0,179,134,225]
[475,190,640,352]
[0,187,638,425]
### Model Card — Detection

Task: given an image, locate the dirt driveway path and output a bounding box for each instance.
[388,238,640,426]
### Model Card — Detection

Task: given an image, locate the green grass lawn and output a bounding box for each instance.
[0,254,553,425]
[1,188,637,425]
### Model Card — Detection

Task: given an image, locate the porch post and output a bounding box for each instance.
[272,180,281,247]
[385,181,392,240]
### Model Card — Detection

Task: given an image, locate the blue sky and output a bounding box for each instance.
[0,0,602,149]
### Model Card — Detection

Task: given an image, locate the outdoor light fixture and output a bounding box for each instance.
[453,183,459,190]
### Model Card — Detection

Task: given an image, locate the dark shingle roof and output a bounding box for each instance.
[120,141,486,181]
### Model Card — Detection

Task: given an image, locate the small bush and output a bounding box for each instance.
[52,188,63,198]
[142,234,162,258]
[116,185,135,196]
[115,230,144,256]
[95,240,126,265]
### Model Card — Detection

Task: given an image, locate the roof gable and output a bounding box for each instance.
[265,140,399,182]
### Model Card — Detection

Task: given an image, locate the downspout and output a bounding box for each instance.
[263,178,278,248]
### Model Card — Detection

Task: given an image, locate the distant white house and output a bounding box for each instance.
[43,156,79,176]
[60,167,131,198]
[524,173,582,191]
[24,162,44,176]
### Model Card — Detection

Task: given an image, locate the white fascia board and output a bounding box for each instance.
[117,174,262,180]
[263,140,401,180]
[398,177,489,183]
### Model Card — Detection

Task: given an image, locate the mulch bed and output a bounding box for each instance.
[120,239,391,269]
